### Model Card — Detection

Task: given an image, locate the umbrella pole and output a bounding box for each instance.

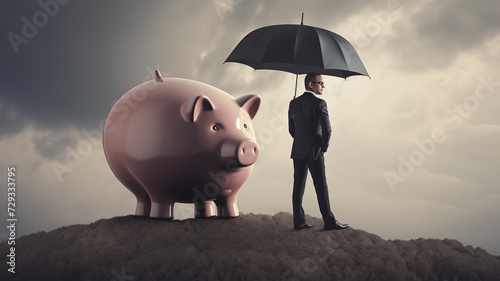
[293,62,300,99]
[293,13,304,100]
[293,73,298,99]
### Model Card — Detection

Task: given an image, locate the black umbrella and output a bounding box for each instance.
[225,13,369,98]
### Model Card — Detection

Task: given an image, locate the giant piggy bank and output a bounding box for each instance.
[103,70,260,219]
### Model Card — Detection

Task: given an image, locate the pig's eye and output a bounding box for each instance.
[212,123,223,131]
[243,124,248,129]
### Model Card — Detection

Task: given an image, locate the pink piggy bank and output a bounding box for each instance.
[103,70,261,219]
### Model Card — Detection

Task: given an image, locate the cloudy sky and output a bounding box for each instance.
[1,0,499,255]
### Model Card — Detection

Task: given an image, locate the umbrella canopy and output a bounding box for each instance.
[225,15,369,97]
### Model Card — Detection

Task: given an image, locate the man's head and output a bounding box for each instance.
[304,73,325,95]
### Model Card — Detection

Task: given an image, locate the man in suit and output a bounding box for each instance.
[288,73,349,231]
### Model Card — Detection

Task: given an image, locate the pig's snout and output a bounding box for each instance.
[220,139,259,168]
[238,140,259,166]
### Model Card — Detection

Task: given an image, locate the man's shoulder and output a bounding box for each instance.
[291,92,326,106]
[303,92,326,104]
[289,93,308,105]
[295,92,315,100]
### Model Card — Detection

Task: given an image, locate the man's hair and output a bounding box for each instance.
[304,73,320,91]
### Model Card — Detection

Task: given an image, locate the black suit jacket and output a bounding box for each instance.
[288,92,332,160]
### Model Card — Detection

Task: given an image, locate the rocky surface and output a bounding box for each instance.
[1,212,499,281]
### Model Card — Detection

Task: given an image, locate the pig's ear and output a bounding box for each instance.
[181,95,215,123]
[237,95,261,120]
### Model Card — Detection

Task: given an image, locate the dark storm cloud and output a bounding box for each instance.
[0,100,31,137]
[390,0,500,70]
[2,0,498,138]
[0,1,183,136]
[1,0,392,140]
[32,129,79,160]
[414,0,500,50]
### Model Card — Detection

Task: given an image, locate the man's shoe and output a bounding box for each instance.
[324,220,349,230]
[294,223,313,230]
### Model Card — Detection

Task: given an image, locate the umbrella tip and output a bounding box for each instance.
[301,12,304,25]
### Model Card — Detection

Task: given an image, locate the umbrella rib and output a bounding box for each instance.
[320,27,370,77]
[322,29,350,72]
[293,26,301,74]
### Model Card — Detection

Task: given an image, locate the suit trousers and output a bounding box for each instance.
[292,153,336,227]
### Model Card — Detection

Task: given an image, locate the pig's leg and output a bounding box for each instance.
[117,171,151,217]
[135,195,152,217]
[215,193,239,218]
[149,200,175,219]
[195,201,216,218]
